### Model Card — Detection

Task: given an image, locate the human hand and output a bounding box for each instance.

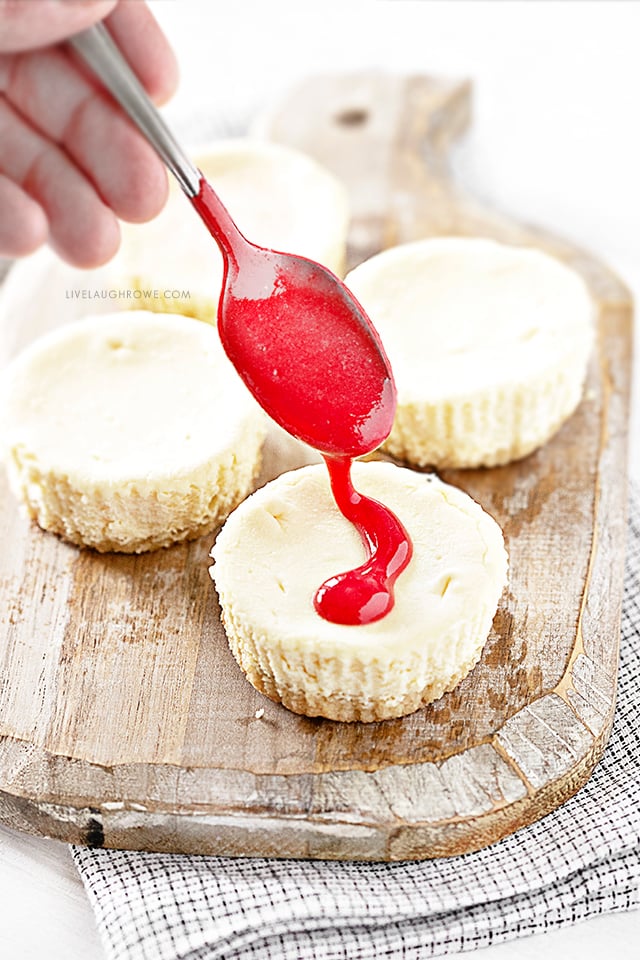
[0,0,178,267]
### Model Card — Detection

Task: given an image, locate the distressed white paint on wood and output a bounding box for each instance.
[496,694,594,790]
[567,654,616,737]
[371,744,527,822]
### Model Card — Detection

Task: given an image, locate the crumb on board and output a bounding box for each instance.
[254,708,265,720]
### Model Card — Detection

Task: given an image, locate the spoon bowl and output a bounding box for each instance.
[193,179,396,456]
[219,248,396,456]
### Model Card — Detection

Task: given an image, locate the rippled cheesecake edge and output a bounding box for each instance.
[3,413,266,553]
[386,345,592,468]
[216,597,502,722]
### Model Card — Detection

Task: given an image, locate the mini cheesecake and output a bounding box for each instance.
[115,139,350,321]
[345,237,595,468]
[0,311,266,552]
[210,461,508,722]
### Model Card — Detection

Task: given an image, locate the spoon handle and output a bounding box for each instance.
[69,23,200,198]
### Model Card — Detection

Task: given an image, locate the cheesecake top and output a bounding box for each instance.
[210,461,508,659]
[0,310,263,489]
[345,237,595,403]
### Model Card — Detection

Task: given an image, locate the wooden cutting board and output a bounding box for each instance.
[0,74,632,861]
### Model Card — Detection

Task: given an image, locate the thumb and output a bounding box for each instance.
[0,0,118,53]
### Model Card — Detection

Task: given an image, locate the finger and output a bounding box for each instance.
[1,47,168,223]
[0,98,120,267]
[0,173,48,257]
[104,2,179,105]
[0,0,117,53]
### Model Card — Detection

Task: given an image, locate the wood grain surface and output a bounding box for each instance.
[0,74,632,860]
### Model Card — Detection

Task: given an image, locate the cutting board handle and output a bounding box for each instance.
[328,74,472,156]
[254,73,472,264]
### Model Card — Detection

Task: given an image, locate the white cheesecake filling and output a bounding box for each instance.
[211,461,508,717]
[0,311,266,551]
[345,237,595,467]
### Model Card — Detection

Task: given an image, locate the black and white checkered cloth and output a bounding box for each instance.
[72,486,640,960]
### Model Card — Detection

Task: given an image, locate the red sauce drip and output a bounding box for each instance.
[315,456,413,625]
[192,177,413,625]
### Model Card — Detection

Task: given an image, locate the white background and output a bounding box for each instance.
[0,1,638,958]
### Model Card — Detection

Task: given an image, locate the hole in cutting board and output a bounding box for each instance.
[335,107,369,127]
